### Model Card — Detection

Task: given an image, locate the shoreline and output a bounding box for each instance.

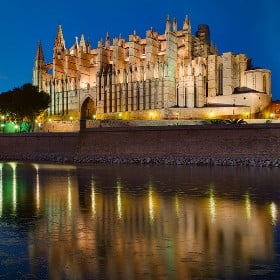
[1,124,280,167]
[0,153,279,167]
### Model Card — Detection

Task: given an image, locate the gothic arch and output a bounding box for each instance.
[81,97,96,119]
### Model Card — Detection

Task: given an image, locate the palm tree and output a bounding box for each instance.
[224,119,248,124]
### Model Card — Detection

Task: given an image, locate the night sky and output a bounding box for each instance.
[0,0,278,99]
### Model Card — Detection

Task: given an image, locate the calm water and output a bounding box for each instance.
[0,162,279,280]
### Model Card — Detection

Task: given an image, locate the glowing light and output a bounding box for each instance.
[118,113,122,118]
[67,176,72,212]
[14,124,19,129]
[93,115,96,120]
[0,163,3,218]
[69,116,73,121]
[33,164,40,213]
[48,118,52,122]
[117,180,122,219]
[175,195,180,217]
[209,188,216,222]
[9,163,17,213]
[0,124,5,128]
[209,112,215,119]
[1,115,4,120]
[149,111,154,120]
[270,202,277,225]
[91,178,96,217]
[245,193,251,220]
[270,113,275,118]
[148,186,154,222]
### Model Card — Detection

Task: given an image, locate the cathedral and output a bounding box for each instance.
[33,16,272,120]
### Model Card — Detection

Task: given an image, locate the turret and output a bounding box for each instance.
[32,41,45,91]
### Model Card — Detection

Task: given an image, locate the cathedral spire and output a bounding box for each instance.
[54,25,65,50]
[35,40,44,63]
[33,41,45,91]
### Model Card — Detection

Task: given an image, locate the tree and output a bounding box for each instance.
[0,83,50,121]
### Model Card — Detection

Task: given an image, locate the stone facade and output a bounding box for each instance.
[33,16,272,120]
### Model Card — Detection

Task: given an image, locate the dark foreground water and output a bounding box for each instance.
[0,163,279,280]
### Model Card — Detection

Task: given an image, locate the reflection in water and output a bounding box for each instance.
[271,202,277,225]
[33,163,40,213]
[175,195,179,218]
[245,193,251,220]
[91,177,96,217]
[209,186,216,223]
[117,179,122,220]
[148,184,154,223]
[0,162,279,279]
[9,162,17,213]
[67,174,72,212]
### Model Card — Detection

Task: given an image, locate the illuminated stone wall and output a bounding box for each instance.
[32,17,272,120]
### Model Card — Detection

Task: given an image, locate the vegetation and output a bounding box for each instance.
[203,119,226,125]
[224,119,248,124]
[0,84,50,119]
[0,84,50,133]
[203,119,248,125]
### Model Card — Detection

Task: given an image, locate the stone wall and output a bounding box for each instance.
[1,125,280,161]
[42,120,80,132]
[79,125,280,158]
[42,119,280,132]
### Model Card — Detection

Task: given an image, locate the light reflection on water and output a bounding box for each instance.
[0,162,279,279]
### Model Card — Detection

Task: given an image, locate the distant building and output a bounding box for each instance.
[33,16,272,120]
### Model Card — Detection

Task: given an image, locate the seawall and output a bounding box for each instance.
[1,124,280,166]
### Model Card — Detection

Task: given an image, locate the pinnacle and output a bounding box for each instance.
[35,41,44,62]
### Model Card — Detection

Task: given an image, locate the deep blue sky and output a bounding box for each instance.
[0,0,278,99]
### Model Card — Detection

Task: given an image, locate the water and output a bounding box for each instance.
[0,162,279,280]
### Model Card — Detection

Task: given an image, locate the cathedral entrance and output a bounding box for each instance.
[81,97,96,119]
